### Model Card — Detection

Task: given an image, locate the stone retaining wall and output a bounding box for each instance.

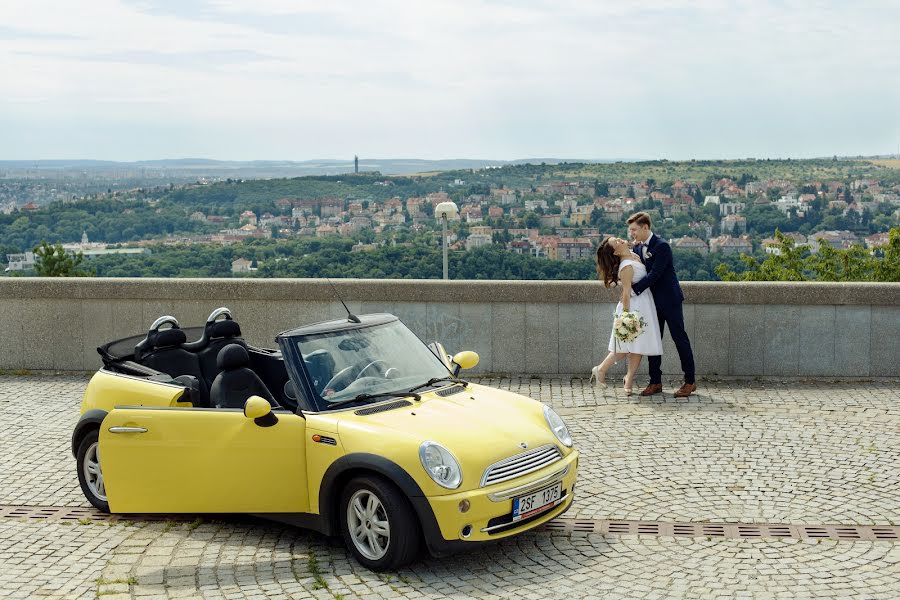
[0,279,897,377]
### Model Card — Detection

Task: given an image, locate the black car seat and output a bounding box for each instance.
[210,344,276,409]
[141,327,210,407]
[304,349,335,393]
[196,318,247,391]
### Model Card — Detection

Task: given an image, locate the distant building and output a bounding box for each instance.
[5,252,36,272]
[550,238,594,261]
[239,210,257,225]
[351,242,378,252]
[348,216,371,233]
[719,202,744,217]
[761,232,809,255]
[231,258,253,274]
[774,195,801,214]
[709,235,753,254]
[720,214,747,235]
[704,195,720,206]
[524,199,547,211]
[568,206,593,226]
[540,214,562,228]
[810,230,857,251]
[81,248,150,260]
[673,236,708,255]
[466,233,493,250]
[865,232,891,249]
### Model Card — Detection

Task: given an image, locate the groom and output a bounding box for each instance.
[626,212,696,397]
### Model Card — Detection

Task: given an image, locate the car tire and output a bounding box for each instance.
[339,475,421,570]
[76,429,110,513]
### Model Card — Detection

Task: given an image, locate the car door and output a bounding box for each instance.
[99,406,309,514]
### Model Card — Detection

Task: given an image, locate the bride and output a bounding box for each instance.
[590,236,663,394]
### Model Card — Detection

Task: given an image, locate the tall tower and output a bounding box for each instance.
[354,155,359,174]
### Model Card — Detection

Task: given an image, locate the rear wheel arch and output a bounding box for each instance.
[71,409,108,457]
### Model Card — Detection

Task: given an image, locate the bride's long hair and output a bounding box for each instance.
[596,237,621,288]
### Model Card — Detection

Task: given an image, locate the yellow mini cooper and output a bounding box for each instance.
[73,308,578,570]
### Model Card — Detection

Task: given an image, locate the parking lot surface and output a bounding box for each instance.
[1,375,898,599]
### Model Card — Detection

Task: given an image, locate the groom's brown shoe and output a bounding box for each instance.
[674,383,697,398]
[640,383,663,396]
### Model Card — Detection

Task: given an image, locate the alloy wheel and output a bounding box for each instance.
[83,442,106,501]
[346,489,391,560]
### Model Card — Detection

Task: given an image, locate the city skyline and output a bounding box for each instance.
[2,1,899,161]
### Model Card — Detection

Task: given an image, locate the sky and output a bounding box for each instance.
[1,0,899,161]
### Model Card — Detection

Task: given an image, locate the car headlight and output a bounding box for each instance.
[543,405,573,447]
[419,441,462,489]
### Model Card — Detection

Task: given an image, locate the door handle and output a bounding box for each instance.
[108,426,148,434]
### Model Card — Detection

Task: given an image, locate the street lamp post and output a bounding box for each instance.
[434,201,458,280]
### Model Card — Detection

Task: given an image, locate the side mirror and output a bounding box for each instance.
[451,351,480,376]
[244,396,278,427]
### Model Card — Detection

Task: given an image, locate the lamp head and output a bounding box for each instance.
[435,201,459,219]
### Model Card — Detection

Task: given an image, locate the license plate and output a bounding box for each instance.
[512,482,562,521]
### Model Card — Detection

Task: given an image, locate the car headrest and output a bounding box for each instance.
[149,328,187,348]
[305,349,335,370]
[209,319,241,339]
[217,343,249,371]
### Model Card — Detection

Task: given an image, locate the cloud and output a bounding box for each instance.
[0,0,898,159]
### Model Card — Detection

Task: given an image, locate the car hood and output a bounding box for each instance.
[336,383,566,491]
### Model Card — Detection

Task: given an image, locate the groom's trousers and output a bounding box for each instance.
[649,302,695,385]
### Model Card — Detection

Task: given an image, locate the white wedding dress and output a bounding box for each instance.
[607,258,663,355]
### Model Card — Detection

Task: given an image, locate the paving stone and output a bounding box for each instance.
[1,375,899,598]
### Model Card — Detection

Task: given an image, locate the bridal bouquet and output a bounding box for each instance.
[614,310,647,343]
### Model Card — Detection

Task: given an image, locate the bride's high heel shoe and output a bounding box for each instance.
[623,375,634,396]
[589,366,608,389]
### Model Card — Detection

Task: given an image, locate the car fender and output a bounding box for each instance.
[71,409,108,457]
[318,453,440,538]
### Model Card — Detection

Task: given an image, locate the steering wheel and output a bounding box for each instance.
[321,366,355,395]
[354,359,389,382]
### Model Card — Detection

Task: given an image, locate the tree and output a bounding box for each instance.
[33,241,93,277]
[524,212,541,228]
[714,228,898,282]
[877,227,900,281]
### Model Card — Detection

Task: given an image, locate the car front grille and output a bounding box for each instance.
[481,444,563,487]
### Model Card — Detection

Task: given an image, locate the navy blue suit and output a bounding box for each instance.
[631,234,695,385]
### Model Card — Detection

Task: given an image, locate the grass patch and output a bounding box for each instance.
[0,368,34,376]
[188,517,204,530]
[307,551,328,590]
[95,577,137,585]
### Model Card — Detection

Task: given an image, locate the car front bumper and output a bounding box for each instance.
[414,449,579,557]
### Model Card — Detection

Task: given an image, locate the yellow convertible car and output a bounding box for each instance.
[73,308,578,569]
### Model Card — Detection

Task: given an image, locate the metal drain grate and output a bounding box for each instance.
[2,506,897,543]
[544,517,900,542]
[0,505,186,523]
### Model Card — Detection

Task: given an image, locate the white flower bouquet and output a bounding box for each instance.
[613,310,647,344]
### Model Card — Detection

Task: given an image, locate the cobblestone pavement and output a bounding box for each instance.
[1,374,899,599]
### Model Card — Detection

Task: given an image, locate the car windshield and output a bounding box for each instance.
[294,319,451,409]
